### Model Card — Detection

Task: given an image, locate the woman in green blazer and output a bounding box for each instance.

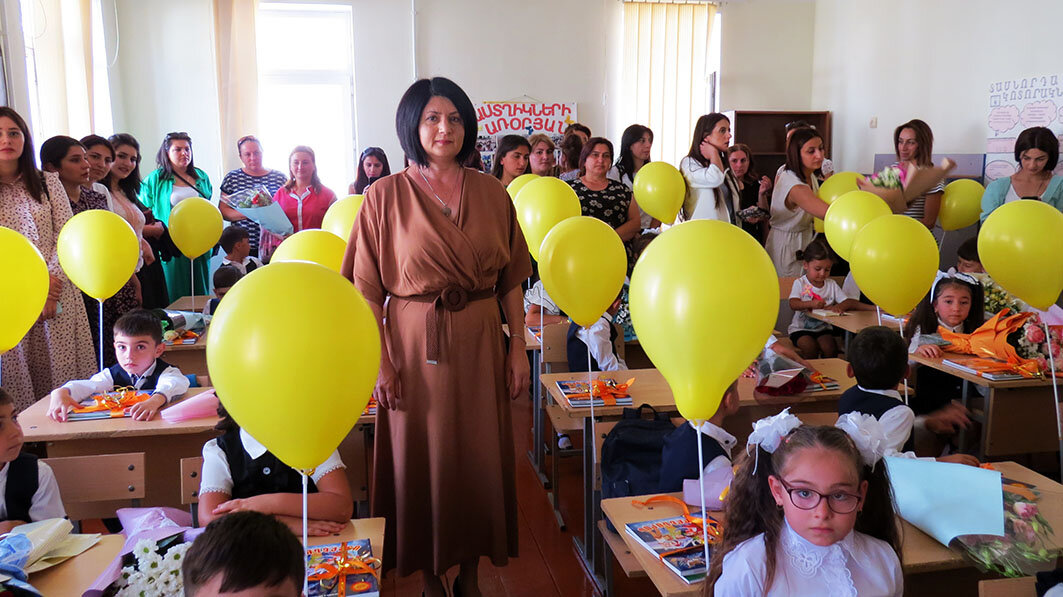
[140,132,214,303]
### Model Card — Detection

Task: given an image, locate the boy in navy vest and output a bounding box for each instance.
[658,379,740,492]
[219,225,263,276]
[838,326,979,465]
[204,265,243,316]
[183,511,303,597]
[0,388,65,532]
[567,295,626,373]
[47,309,190,422]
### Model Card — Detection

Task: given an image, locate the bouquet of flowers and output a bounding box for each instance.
[975,274,1026,316]
[954,473,1055,577]
[1015,314,1063,374]
[866,164,907,189]
[221,185,293,235]
[105,536,191,596]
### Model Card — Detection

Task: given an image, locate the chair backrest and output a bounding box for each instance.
[540,322,571,370]
[43,452,145,521]
[180,457,204,506]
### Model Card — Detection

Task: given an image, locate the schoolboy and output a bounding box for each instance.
[182,511,303,597]
[956,237,985,274]
[219,226,263,275]
[838,326,978,465]
[47,309,190,422]
[658,380,740,492]
[204,266,243,316]
[0,388,65,532]
[566,295,626,372]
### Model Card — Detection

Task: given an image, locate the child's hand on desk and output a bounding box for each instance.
[129,394,166,421]
[47,389,80,422]
[212,496,264,515]
[915,344,943,359]
[275,515,347,537]
[826,304,847,313]
[937,454,980,467]
[809,299,826,309]
[924,402,971,434]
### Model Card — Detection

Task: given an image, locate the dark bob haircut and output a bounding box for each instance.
[40,135,84,171]
[396,77,478,167]
[578,137,614,176]
[1014,126,1059,172]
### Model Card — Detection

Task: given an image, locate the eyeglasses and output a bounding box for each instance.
[165,132,189,139]
[777,478,861,514]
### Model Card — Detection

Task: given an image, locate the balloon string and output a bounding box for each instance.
[1044,321,1062,483]
[898,324,909,406]
[190,257,195,305]
[877,305,882,327]
[586,333,596,468]
[302,471,309,596]
[695,420,710,571]
[98,299,104,372]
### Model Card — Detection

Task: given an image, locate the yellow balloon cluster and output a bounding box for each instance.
[814,171,861,232]
[513,177,582,260]
[169,197,223,258]
[0,227,48,353]
[629,221,778,421]
[632,162,685,225]
[939,179,984,231]
[207,262,381,471]
[272,229,347,273]
[57,210,140,300]
[979,200,1063,310]
[849,215,938,316]
[507,173,539,200]
[321,194,364,241]
[823,191,891,261]
[539,217,627,327]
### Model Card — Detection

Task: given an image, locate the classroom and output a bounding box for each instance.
[1,0,1062,595]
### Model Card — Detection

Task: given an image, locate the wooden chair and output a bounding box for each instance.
[180,457,204,527]
[43,452,145,531]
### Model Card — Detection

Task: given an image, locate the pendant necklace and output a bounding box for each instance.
[418,167,457,217]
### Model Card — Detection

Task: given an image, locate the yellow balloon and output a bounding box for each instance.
[823,191,891,261]
[939,179,984,231]
[57,210,139,300]
[0,227,48,353]
[815,171,861,233]
[272,229,347,273]
[513,177,582,261]
[321,194,364,241]
[539,217,626,327]
[169,197,223,258]
[507,173,539,200]
[632,161,685,225]
[630,220,778,421]
[979,200,1063,310]
[849,215,939,316]
[207,262,381,470]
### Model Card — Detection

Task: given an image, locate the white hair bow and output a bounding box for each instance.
[746,408,801,456]
[835,412,889,468]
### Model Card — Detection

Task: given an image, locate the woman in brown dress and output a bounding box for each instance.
[341,77,531,597]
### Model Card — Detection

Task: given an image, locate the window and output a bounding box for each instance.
[620,1,720,166]
[256,2,356,194]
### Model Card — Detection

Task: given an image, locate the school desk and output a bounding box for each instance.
[909,353,1061,459]
[28,518,387,595]
[805,308,902,351]
[599,461,1062,597]
[979,576,1037,597]
[21,391,376,513]
[541,358,854,592]
[163,328,209,376]
[166,295,211,312]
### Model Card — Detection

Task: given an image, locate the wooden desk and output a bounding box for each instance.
[542,359,853,592]
[21,391,376,512]
[909,354,1060,457]
[164,330,209,377]
[600,462,1063,597]
[979,577,1037,597]
[28,518,386,595]
[167,295,211,312]
[806,309,900,354]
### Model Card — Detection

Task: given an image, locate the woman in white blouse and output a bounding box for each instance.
[680,113,742,224]
[765,127,831,276]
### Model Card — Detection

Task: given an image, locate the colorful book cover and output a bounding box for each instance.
[67,389,152,421]
[554,380,632,408]
[306,539,379,597]
[624,510,715,583]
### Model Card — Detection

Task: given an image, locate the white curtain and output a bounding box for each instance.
[212,0,260,174]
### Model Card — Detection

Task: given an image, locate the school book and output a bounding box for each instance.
[67,389,154,421]
[942,358,1025,381]
[527,325,543,342]
[306,539,380,597]
[554,380,633,408]
[624,510,716,584]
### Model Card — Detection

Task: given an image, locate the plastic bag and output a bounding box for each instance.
[222,186,293,235]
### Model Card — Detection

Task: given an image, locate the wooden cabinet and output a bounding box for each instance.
[724,110,831,177]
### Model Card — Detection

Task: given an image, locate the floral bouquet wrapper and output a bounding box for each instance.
[867,164,906,189]
[222,186,293,236]
[0,533,41,596]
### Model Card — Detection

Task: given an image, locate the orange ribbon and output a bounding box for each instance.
[938,309,1043,377]
[71,386,152,416]
[307,541,381,597]
[564,378,636,406]
[630,495,723,545]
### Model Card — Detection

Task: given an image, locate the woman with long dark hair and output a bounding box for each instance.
[891,119,942,229]
[490,135,531,187]
[726,143,772,243]
[140,132,214,302]
[680,113,741,223]
[609,124,657,230]
[766,127,831,276]
[349,146,392,195]
[0,107,95,410]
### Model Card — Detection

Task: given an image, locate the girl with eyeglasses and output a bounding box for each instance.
[708,421,902,596]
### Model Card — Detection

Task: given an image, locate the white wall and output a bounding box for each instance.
[719,0,816,112]
[811,0,1063,173]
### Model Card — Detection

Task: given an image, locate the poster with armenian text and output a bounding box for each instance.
[985,73,1063,182]
[474,101,577,171]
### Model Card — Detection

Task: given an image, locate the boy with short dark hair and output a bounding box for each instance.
[838,326,978,465]
[0,388,65,532]
[182,511,304,597]
[956,237,984,274]
[658,379,740,492]
[47,309,190,422]
[204,266,244,316]
[219,226,263,275]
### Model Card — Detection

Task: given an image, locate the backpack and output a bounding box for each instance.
[600,404,676,530]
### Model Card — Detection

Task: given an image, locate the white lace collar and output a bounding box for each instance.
[936,318,964,333]
[779,520,861,597]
